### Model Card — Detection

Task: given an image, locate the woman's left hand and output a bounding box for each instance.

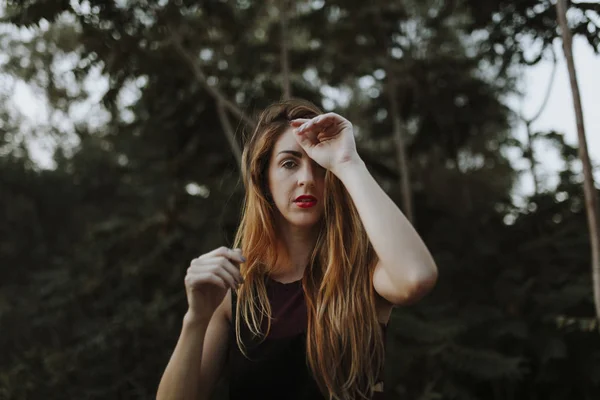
[290,113,360,174]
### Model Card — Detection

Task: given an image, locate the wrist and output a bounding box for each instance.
[331,154,365,181]
[183,309,212,327]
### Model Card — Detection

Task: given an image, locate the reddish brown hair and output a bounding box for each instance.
[233,99,384,400]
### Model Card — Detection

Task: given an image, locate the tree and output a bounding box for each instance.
[1,1,599,399]
[555,0,600,321]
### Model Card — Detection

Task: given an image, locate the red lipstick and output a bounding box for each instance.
[294,195,317,208]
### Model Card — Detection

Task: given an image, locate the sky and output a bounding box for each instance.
[4,9,600,201]
[507,36,600,199]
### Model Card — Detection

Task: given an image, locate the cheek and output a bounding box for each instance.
[270,171,292,201]
[267,165,282,193]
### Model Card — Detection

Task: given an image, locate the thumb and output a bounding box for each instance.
[234,248,245,259]
[233,248,246,264]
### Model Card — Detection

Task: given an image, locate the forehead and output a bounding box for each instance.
[272,126,303,154]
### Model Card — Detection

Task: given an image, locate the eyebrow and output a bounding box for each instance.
[277,150,302,157]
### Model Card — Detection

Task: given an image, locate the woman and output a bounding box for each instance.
[157,99,438,400]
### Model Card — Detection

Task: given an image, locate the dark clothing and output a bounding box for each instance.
[227,277,387,400]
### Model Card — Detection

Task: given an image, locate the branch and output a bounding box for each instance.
[557,0,600,320]
[217,99,243,170]
[523,48,558,124]
[388,73,415,223]
[372,9,415,221]
[169,30,257,130]
[514,47,557,195]
[279,0,291,99]
[571,1,600,8]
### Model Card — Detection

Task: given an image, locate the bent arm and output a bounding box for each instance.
[157,291,231,400]
[333,158,438,305]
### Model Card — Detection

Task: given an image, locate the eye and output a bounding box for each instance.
[282,160,297,169]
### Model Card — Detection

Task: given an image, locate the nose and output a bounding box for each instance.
[298,161,317,187]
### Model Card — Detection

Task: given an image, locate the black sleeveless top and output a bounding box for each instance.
[227,277,387,399]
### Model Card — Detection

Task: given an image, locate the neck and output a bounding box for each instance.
[272,220,320,282]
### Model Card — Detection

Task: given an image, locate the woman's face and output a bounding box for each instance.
[267,126,326,230]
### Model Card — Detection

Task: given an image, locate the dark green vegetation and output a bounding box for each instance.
[1,1,599,399]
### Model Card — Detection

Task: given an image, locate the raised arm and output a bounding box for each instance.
[156,292,231,400]
[291,114,438,305]
[157,247,243,400]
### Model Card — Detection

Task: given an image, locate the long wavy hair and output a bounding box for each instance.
[232,99,385,400]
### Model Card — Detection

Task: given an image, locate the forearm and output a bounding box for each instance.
[333,158,437,284]
[156,312,209,400]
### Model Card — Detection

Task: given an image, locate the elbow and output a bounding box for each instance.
[392,266,438,306]
[409,265,438,303]
[374,259,438,306]
[417,267,438,296]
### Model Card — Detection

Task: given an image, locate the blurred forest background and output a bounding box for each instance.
[1,0,600,399]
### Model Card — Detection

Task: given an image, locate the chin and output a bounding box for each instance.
[287,214,323,229]
[291,220,321,229]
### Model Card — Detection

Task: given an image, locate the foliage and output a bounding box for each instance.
[1,1,599,399]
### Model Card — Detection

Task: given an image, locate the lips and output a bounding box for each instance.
[294,195,317,208]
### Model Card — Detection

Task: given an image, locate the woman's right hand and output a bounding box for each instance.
[184,246,245,321]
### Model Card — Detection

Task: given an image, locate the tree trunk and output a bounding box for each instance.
[556,0,600,319]
[217,100,243,171]
[279,0,291,100]
[388,80,414,223]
